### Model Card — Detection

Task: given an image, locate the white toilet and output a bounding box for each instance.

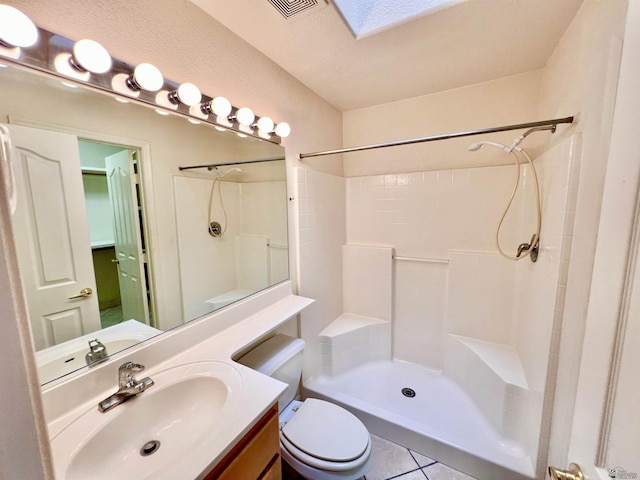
[237,334,372,480]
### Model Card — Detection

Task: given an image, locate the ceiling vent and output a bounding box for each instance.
[267,0,320,19]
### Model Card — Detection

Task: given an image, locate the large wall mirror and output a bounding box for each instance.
[0,63,288,386]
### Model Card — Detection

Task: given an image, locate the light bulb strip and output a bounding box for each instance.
[0,13,289,143]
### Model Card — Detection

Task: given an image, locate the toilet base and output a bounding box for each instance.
[280,446,370,480]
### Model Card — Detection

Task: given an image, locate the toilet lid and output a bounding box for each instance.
[281,398,369,462]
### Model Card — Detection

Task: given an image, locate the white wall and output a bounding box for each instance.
[0,1,343,478]
[343,70,542,176]
[536,0,629,476]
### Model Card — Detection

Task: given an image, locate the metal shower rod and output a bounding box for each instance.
[298,116,574,159]
[178,156,285,171]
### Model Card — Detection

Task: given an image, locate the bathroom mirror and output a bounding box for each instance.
[0,63,288,386]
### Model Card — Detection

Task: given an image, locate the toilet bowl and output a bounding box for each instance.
[237,334,372,480]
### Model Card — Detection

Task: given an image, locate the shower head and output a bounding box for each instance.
[468,141,511,152]
[216,167,244,178]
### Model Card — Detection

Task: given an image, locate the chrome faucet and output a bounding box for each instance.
[85,338,108,366]
[98,362,154,413]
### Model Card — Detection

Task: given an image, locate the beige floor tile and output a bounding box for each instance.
[365,434,421,480]
[422,462,477,480]
[410,450,436,467]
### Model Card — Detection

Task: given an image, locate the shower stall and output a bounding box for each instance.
[297,119,581,479]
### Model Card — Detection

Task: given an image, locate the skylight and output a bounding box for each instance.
[332,0,464,38]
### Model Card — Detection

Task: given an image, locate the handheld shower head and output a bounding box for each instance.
[216,167,244,178]
[468,141,511,152]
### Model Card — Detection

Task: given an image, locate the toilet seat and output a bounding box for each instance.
[280,398,371,472]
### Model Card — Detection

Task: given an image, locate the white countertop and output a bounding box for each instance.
[44,283,313,480]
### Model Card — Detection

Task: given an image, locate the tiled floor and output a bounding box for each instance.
[364,434,477,480]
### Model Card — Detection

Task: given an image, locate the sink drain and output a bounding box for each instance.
[140,440,161,456]
[402,387,416,398]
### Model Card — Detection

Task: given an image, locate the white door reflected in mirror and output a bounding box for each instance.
[6,124,101,350]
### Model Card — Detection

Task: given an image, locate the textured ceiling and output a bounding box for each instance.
[190,0,583,111]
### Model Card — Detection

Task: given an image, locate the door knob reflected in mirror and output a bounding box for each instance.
[111,258,120,264]
[548,463,584,480]
[68,287,93,299]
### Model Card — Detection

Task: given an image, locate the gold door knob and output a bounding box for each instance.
[68,287,93,299]
[548,463,584,480]
[111,258,120,264]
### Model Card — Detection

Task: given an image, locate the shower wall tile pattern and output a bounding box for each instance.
[347,164,521,370]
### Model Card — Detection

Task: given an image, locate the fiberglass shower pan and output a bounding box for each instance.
[304,315,535,480]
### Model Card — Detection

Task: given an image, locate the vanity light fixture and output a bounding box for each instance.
[189,104,208,121]
[201,96,232,118]
[235,107,255,127]
[0,5,291,142]
[71,39,112,74]
[168,82,201,107]
[127,63,164,92]
[54,53,89,81]
[0,5,38,48]
[54,39,111,81]
[275,122,291,138]
[256,116,275,134]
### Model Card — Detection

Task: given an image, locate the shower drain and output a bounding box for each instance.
[401,387,416,398]
[140,440,161,456]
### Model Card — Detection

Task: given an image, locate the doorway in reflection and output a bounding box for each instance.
[79,140,152,330]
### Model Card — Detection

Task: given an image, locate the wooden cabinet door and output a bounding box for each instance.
[205,405,281,480]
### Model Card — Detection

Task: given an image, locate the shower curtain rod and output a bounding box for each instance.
[178,156,285,171]
[298,116,574,159]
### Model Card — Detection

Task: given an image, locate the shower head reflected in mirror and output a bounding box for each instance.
[207,167,244,238]
[216,167,243,178]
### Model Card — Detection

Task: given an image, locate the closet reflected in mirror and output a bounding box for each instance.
[0,63,288,386]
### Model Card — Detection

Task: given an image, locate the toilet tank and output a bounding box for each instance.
[236,334,305,412]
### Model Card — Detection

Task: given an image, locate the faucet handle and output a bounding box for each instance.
[119,362,145,372]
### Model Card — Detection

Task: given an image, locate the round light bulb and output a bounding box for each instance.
[0,5,38,48]
[275,122,291,138]
[54,53,90,81]
[236,107,255,126]
[174,82,201,106]
[155,90,177,110]
[72,39,111,73]
[112,73,139,97]
[256,116,274,133]
[189,104,208,121]
[211,96,232,117]
[132,63,163,91]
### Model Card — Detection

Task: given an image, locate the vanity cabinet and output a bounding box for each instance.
[204,404,281,480]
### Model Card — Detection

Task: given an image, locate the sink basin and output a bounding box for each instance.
[50,361,243,480]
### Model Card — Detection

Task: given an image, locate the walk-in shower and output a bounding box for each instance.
[299,117,578,479]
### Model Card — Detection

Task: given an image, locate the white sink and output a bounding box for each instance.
[37,320,162,385]
[50,361,243,480]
